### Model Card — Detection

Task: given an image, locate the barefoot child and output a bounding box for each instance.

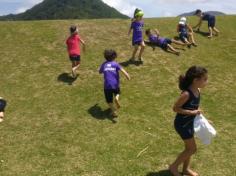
[193,9,220,38]
[169,66,208,176]
[177,17,197,47]
[99,49,130,117]
[0,97,7,122]
[145,28,188,55]
[66,25,85,78]
[128,10,145,62]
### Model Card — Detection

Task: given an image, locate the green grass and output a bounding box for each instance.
[0,16,236,176]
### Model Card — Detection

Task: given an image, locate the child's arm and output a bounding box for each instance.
[154,29,160,36]
[187,24,193,33]
[79,38,86,53]
[128,27,132,36]
[173,91,202,116]
[120,68,131,80]
[193,18,202,30]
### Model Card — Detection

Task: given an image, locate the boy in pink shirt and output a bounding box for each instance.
[66,25,85,78]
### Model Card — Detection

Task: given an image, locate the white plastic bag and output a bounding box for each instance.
[194,114,216,145]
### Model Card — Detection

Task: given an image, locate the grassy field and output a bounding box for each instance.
[0,15,235,176]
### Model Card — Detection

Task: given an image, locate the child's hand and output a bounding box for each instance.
[191,109,202,115]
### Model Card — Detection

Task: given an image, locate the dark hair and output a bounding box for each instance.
[195,9,202,15]
[70,25,77,34]
[145,28,151,35]
[179,66,207,90]
[104,49,117,61]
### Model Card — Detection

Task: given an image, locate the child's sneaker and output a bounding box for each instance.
[138,57,144,64]
[192,43,198,47]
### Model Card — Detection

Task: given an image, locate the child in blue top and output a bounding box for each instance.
[177,17,197,47]
[0,97,7,122]
[128,10,145,63]
[169,66,208,176]
[99,49,130,117]
[145,28,188,55]
[193,9,220,38]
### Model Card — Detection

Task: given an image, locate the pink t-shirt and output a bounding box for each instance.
[66,34,81,56]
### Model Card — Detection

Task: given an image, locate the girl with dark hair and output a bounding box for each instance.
[169,66,208,176]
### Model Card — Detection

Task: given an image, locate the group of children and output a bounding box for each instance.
[65,8,217,176]
[0,8,217,176]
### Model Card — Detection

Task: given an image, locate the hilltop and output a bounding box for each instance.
[0,0,128,20]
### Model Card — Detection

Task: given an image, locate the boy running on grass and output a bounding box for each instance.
[99,49,130,117]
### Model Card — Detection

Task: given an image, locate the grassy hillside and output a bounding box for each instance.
[0,16,235,176]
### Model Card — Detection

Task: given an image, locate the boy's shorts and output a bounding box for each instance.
[104,88,120,103]
[160,38,172,50]
[179,32,188,42]
[70,55,81,62]
[208,16,216,28]
[0,99,7,112]
[132,40,143,46]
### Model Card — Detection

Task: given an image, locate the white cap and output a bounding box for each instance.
[179,16,187,24]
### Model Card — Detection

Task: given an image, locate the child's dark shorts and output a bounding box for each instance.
[174,115,195,140]
[161,38,172,50]
[179,32,188,42]
[104,88,120,103]
[132,40,143,46]
[0,99,7,112]
[208,16,216,28]
[70,55,81,62]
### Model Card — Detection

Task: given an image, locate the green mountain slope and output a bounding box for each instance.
[0,0,128,20]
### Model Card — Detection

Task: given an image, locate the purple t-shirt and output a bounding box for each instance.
[131,20,144,43]
[99,61,121,89]
[149,34,165,45]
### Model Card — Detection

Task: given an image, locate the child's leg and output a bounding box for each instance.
[189,33,197,45]
[183,157,199,176]
[171,39,186,46]
[108,103,117,117]
[169,138,197,176]
[167,44,180,55]
[138,41,145,61]
[72,61,80,77]
[131,45,139,60]
[0,111,4,122]
[213,27,220,35]
[114,94,121,109]
[208,27,213,38]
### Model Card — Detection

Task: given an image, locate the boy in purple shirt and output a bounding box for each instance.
[128,10,145,63]
[145,28,187,56]
[99,49,130,117]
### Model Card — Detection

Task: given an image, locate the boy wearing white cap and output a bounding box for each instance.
[177,17,197,47]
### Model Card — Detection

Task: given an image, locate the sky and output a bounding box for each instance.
[0,0,235,17]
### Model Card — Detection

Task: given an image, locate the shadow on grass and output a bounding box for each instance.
[194,30,209,37]
[57,73,77,85]
[146,170,172,176]
[120,59,143,67]
[88,104,117,123]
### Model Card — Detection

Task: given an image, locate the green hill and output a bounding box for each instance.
[0,0,128,20]
[0,16,235,175]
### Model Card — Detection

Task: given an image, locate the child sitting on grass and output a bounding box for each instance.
[145,28,189,56]
[99,49,130,117]
[177,17,198,47]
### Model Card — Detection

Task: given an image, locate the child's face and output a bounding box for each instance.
[195,74,208,88]
[196,12,202,17]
